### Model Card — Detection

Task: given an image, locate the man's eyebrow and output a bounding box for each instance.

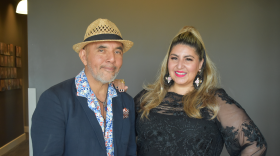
[97,45,107,49]
[116,46,123,51]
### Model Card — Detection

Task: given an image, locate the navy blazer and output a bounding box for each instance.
[31,78,136,156]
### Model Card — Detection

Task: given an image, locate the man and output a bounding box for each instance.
[31,18,136,156]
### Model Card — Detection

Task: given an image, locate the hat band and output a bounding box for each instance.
[84,34,123,42]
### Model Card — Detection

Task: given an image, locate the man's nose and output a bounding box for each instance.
[106,51,115,62]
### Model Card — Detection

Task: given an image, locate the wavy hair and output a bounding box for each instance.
[140,26,220,119]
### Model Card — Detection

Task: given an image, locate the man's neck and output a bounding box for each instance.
[84,68,109,99]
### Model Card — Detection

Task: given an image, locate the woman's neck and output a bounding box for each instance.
[168,83,194,95]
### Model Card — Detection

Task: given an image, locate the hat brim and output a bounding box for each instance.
[73,40,133,53]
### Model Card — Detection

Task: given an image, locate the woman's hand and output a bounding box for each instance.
[112,79,128,92]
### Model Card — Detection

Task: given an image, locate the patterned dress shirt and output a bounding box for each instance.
[75,69,117,156]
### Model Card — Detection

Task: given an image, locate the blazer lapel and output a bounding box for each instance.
[76,95,106,150]
[113,94,124,155]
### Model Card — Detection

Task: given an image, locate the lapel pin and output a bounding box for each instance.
[123,108,129,119]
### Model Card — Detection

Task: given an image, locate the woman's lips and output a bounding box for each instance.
[175,71,186,77]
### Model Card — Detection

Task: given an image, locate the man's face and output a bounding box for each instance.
[80,41,123,84]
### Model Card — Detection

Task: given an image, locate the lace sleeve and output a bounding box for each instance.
[216,89,267,156]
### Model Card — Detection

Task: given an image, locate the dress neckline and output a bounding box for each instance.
[167,91,185,96]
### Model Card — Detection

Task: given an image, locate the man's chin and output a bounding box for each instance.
[98,75,117,84]
[89,69,119,84]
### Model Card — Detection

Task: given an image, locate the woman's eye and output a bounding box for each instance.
[171,57,177,60]
[98,49,104,52]
[186,58,193,61]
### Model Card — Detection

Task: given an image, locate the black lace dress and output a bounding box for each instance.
[134,89,267,156]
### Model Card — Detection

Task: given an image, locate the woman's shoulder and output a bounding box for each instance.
[214,88,242,109]
[214,88,248,126]
[134,89,147,104]
[134,89,148,98]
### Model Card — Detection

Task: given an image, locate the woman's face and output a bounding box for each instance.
[168,44,204,88]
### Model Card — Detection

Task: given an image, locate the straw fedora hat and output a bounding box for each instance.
[73,18,133,53]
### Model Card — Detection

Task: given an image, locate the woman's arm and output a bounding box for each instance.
[216,89,267,156]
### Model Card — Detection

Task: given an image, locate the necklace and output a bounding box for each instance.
[96,92,108,136]
[96,96,107,106]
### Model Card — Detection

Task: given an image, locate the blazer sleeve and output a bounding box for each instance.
[31,89,66,156]
[126,96,137,156]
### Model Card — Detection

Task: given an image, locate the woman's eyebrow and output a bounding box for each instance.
[170,54,194,58]
[170,54,178,57]
[184,55,194,58]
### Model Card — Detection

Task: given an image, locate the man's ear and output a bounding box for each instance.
[79,48,87,66]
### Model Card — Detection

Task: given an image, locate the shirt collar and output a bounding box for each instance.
[75,69,117,98]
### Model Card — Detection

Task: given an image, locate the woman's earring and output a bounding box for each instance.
[193,70,203,89]
[164,73,173,86]
[165,75,172,83]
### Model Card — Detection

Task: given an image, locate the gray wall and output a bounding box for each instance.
[0,0,28,146]
[28,0,280,155]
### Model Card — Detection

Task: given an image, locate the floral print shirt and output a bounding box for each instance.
[75,69,117,156]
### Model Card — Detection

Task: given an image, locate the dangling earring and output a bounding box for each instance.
[165,75,172,83]
[164,73,173,86]
[193,69,203,89]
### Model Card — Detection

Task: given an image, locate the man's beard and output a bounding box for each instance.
[87,61,119,84]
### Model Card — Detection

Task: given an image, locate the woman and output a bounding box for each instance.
[115,26,267,156]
